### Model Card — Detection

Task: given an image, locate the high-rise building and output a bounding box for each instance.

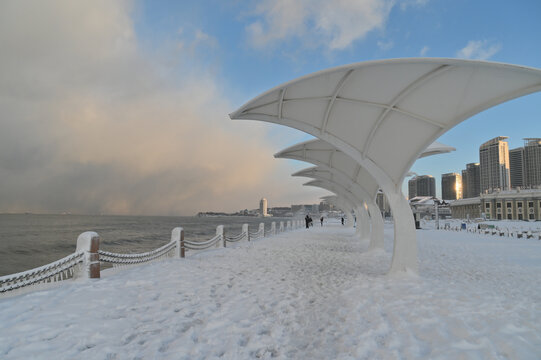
[376,191,391,217]
[259,198,268,217]
[479,136,510,193]
[408,178,417,199]
[461,162,481,198]
[408,175,436,198]
[441,173,462,200]
[509,147,525,188]
[524,138,541,188]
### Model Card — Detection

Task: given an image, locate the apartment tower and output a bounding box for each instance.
[509,147,525,188]
[441,173,463,200]
[408,175,436,199]
[462,162,481,198]
[524,138,541,187]
[479,136,510,193]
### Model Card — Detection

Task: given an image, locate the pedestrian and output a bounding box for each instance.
[305,214,310,229]
[341,217,344,225]
[320,216,324,226]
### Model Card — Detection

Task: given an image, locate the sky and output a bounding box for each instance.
[1,0,540,216]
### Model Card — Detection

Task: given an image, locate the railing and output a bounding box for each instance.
[0,251,84,294]
[0,220,302,296]
[439,221,541,240]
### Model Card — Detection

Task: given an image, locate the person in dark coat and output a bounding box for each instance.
[341,217,344,225]
[305,214,310,229]
[320,216,324,226]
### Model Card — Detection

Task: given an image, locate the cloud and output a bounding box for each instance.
[420,45,429,56]
[456,40,502,60]
[377,40,394,51]
[246,0,395,50]
[400,0,430,11]
[0,0,322,215]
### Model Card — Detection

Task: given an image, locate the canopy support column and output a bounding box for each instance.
[367,202,384,251]
[386,190,418,274]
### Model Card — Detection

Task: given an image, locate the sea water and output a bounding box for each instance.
[0,214,291,276]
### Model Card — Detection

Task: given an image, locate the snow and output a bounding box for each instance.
[1,220,540,359]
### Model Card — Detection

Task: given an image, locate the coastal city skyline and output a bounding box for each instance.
[409,136,541,201]
[1,1,540,216]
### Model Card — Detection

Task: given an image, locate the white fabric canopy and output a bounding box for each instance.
[295,168,382,249]
[231,58,541,274]
[231,58,541,190]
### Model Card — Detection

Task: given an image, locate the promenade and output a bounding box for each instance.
[1,221,540,359]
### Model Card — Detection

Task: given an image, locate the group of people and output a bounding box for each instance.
[305,214,326,228]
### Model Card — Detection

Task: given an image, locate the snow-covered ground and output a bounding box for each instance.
[1,221,540,359]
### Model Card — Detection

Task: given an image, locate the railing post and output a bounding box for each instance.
[259,223,265,238]
[223,227,227,247]
[243,224,249,242]
[172,227,184,259]
[271,222,276,236]
[216,225,224,248]
[76,231,100,279]
[280,221,284,232]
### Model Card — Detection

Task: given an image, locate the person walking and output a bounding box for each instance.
[320,216,324,226]
[305,214,310,229]
[341,217,344,225]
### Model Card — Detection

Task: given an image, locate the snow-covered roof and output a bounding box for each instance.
[231,58,541,193]
[409,196,438,205]
[450,197,481,206]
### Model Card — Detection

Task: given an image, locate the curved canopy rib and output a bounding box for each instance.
[276,138,455,202]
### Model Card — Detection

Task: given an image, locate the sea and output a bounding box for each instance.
[0,214,292,276]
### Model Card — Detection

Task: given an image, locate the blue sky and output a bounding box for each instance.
[1,0,540,215]
[133,0,541,197]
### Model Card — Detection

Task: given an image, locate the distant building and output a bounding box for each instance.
[319,201,333,212]
[479,136,510,193]
[409,196,451,220]
[291,204,317,215]
[462,162,480,198]
[408,178,417,199]
[523,138,541,188]
[408,175,436,199]
[268,207,292,217]
[259,198,268,217]
[441,173,462,200]
[481,189,541,221]
[450,197,481,220]
[509,147,525,188]
[376,191,391,218]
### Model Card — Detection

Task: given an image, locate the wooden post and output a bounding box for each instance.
[243,224,249,242]
[223,227,227,247]
[181,230,185,258]
[172,227,184,259]
[216,225,224,248]
[76,231,100,279]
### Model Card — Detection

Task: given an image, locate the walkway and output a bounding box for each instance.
[1,223,540,359]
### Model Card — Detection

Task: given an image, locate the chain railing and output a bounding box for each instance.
[1,219,303,296]
[225,224,249,244]
[438,221,541,240]
[99,241,177,267]
[0,251,84,294]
